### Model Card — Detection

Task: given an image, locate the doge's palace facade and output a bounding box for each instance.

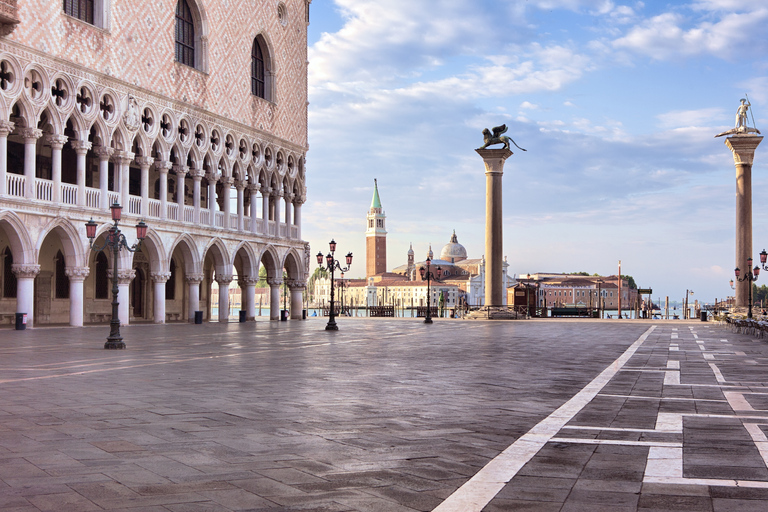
[0,0,310,327]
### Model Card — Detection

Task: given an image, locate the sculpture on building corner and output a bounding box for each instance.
[478,124,527,151]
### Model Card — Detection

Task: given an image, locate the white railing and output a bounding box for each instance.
[215,211,225,228]
[230,214,238,230]
[167,202,179,221]
[200,209,210,225]
[60,183,77,205]
[6,174,24,197]
[148,198,161,218]
[244,217,251,232]
[128,196,141,215]
[290,225,299,239]
[35,179,52,201]
[85,187,100,208]
[107,192,119,206]
[184,205,194,223]
[268,220,276,236]
[279,223,287,237]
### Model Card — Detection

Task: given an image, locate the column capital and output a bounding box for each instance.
[185,272,205,284]
[248,183,261,194]
[93,146,115,160]
[70,139,92,155]
[47,133,68,150]
[293,194,306,205]
[11,264,40,278]
[117,269,136,285]
[266,277,283,287]
[239,277,260,286]
[150,271,172,284]
[191,170,204,181]
[155,160,173,173]
[286,279,306,290]
[216,274,234,285]
[136,155,155,168]
[173,164,189,177]
[0,120,15,136]
[222,176,234,186]
[261,186,271,195]
[725,135,764,166]
[285,192,295,202]
[19,127,43,143]
[64,266,90,281]
[114,151,135,165]
[476,147,513,174]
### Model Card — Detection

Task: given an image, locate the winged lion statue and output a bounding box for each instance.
[478,124,526,151]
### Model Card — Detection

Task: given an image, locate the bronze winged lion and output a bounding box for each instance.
[478,124,526,151]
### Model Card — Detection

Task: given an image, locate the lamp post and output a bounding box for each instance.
[596,279,603,319]
[316,239,352,331]
[735,258,760,319]
[419,256,442,324]
[338,272,348,316]
[85,203,148,349]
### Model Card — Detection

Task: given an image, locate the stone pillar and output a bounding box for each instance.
[236,182,245,231]
[156,161,171,220]
[267,277,282,320]
[207,174,217,227]
[94,146,114,209]
[136,156,154,217]
[294,196,304,240]
[186,273,204,322]
[222,178,233,229]
[726,134,764,307]
[192,171,202,223]
[116,151,134,209]
[65,266,89,326]
[216,274,233,322]
[48,134,67,204]
[273,190,282,227]
[0,121,14,196]
[12,264,40,327]
[261,186,270,224]
[241,276,258,320]
[284,192,293,231]
[20,128,42,199]
[476,148,513,306]
[175,164,188,213]
[249,184,260,234]
[287,279,306,320]
[150,272,170,324]
[117,269,135,325]
[71,140,92,206]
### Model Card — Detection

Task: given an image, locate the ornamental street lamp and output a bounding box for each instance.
[316,239,352,331]
[338,272,348,316]
[419,257,442,324]
[735,257,760,319]
[85,203,148,349]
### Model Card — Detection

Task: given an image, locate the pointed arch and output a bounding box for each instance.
[257,244,281,279]
[282,248,305,282]
[0,211,35,265]
[232,241,258,278]
[201,237,230,271]
[168,232,201,274]
[36,217,86,268]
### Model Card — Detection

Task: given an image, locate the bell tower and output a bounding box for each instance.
[366,179,387,277]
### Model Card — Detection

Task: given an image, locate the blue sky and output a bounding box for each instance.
[302,0,768,305]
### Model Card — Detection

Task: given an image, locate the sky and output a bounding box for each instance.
[301,0,768,305]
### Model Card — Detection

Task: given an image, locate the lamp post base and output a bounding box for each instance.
[424,317,433,324]
[104,339,126,349]
[325,322,338,331]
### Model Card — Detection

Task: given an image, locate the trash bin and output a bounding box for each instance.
[281,309,288,321]
[302,309,307,320]
[700,311,707,322]
[239,310,246,323]
[194,311,203,324]
[15,312,26,330]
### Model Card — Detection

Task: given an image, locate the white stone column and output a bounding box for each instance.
[273,190,282,227]
[192,171,202,223]
[294,197,304,240]
[216,274,233,322]
[241,277,258,320]
[136,156,154,217]
[175,164,188,212]
[65,266,89,326]
[20,128,42,199]
[117,269,135,325]
[116,151,134,210]
[284,193,293,236]
[0,121,15,196]
[12,264,40,328]
[48,134,67,204]
[207,174,217,227]
[249,184,260,234]
[261,186,270,231]
[156,161,171,220]
[186,273,204,322]
[288,280,306,320]
[71,140,92,206]
[236,182,245,232]
[222,178,233,229]
[151,272,170,324]
[267,277,282,320]
[94,146,114,209]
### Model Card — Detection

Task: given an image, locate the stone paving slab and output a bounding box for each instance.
[0,318,766,510]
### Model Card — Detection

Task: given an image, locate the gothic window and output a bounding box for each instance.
[55,251,69,299]
[95,251,109,299]
[251,39,266,98]
[166,258,176,300]
[175,0,196,68]
[3,248,16,298]
[63,0,94,24]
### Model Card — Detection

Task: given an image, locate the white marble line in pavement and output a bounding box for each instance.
[432,326,656,512]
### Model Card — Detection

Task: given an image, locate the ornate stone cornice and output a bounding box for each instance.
[64,266,90,280]
[11,263,40,278]
[150,271,172,283]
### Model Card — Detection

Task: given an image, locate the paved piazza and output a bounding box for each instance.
[1,319,768,511]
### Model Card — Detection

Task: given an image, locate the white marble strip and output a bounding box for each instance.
[669,346,679,351]
[703,353,714,360]
[708,362,726,383]
[598,393,726,402]
[550,438,682,447]
[744,423,768,468]
[644,446,683,478]
[644,476,768,488]
[667,360,680,369]
[724,391,755,412]
[432,326,657,512]
[664,370,681,386]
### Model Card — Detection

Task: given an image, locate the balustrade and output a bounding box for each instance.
[128,196,141,215]
[200,209,210,225]
[268,220,276,236]
[184,205,194,223]
[85,187,100,208]
[244,217,251,231]
[290,225,298,239]
[167,202,179,221]
[35,179,52,201]
[215,211,225,228]
[148,198,161,218]
[230,213,238,230]
[279,223,287,237]
[6,174,24,197]
[107,191,119,206]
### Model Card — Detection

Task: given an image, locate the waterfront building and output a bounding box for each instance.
[517,273,638,309]
[0,0,310,326]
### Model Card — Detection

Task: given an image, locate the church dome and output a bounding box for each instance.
[440,230,467,263]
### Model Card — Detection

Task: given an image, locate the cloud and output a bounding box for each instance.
[656,108,725,130]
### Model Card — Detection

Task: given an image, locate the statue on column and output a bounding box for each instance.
[716,97,761,137]
[477,124,526,151]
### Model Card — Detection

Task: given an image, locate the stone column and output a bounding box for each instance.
[71,140,92,206]
[261,186,271,232]
[240,276,258,320]
[267,277,282,320]
[151,272,170,324]
[249,184,260,234]
[48,134,67,204]
[0,121,14,196]
[156,161,171,220]
[20,128,42,199]
[287,279,306,319]
[207,174,217,227]
[222,178,233,229]
[726,134,764,307]
[236,182,245,231]
[94,146,114,209]
[65,266,89,326]
[216,274,233,322]
[476,148,513,306]
[117,269,135,325]
[273,190,282,227]
[175,164,188,213]
[294,196,304,240]
[136,156,154,217]
[116,151,134,209]
[284,193,293,236]
[192,171,202,223]
[12,264,40,327]
[186,273,204,322]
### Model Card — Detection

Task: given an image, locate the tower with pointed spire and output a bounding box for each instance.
[366,179,387,277]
